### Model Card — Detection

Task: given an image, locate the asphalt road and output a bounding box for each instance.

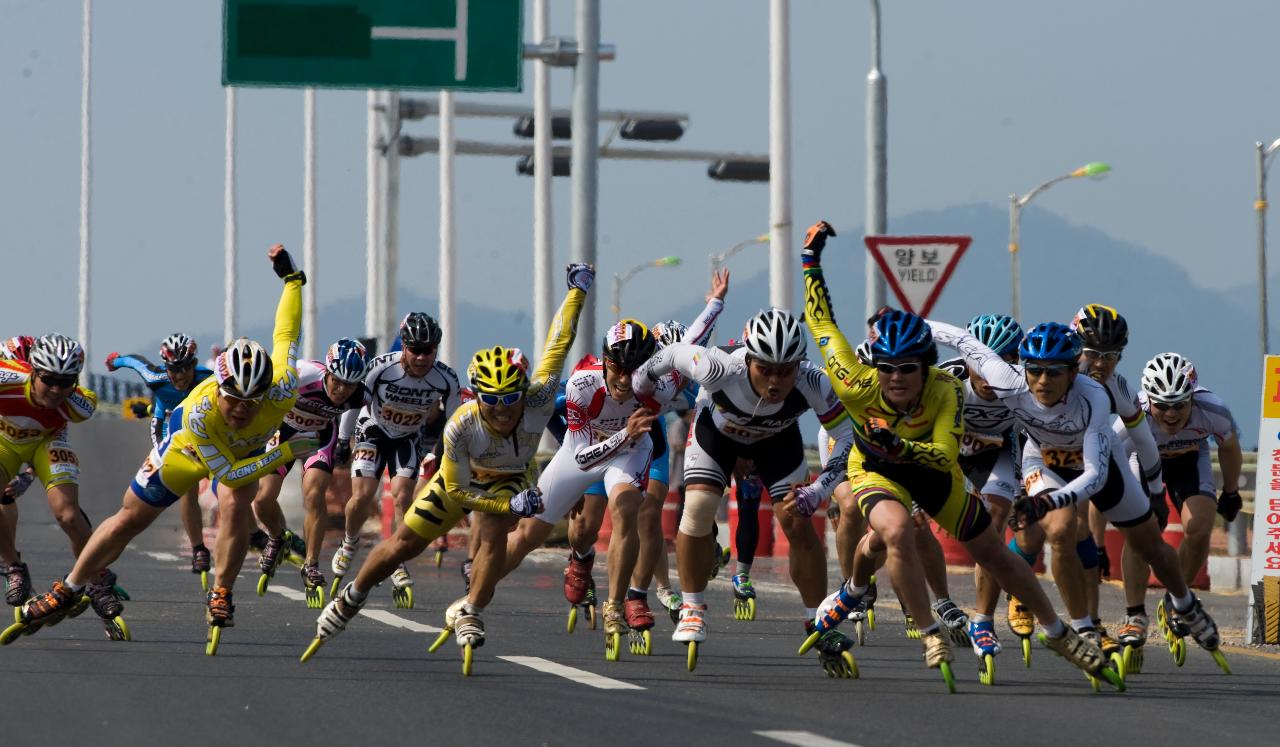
[4,506,1277,747]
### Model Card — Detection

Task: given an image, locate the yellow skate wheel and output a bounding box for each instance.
[605,631,622,662]
[300,637,324,663]
[629,628,652,656]
[686,640,698,672]
[461,643,474,676]
[1099,665,1125,692]
[939,661,957,693]
[12,607,19,623]
[200,570,209,592]
[854,620,866,646]
[1087,672,1101,692]
[428,629,452,654]
[1171,636,1187,667]
[0,621,27,645]
[1122,645,1143,675]
[435,550,444,568]
[256,574,270,596]
[1109,651,1125,682]
[797,630,821,656]
[205,625,222,656]
[1211,649,1231,675]
[587,604,597,630]
[392,586,413,609]
[843,650,859,679]
[566,606,578,634]
[1022,637,1032,668]
[305,586,324,610]
[978,653,995,686]
[867,607,876,631]
[328,577,342,600]
[105,616,130,642]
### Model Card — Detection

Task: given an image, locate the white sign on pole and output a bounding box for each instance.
[863,235,971,317]
[1247,354,1280,645]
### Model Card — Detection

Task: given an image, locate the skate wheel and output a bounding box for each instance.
[205,625,222,656]
[1109,651,1125,682]
[0,621,27,645]
[842,650,859,679]
[393,586,413,609]
[605,631,622,662]
[300,637,324,663]
[435,550,444,568]
[566,606,578,634]
[629,628,652,656]
[328,577,343,600]
[1087,672,1101,692]
[256,573,271,596]
[939,661,957,693]
[1021,637,1032,668]
[1171,636,1187,667]
[1211,649,1231,675]
[112,585,130,601]
[462,643,474,676]
[12,606,19,624]
[105,616,130,642]
[686,640,698,672]
[65,595,91,621]
[1099,664,1126,692]
[797,630,822,656]
[200,571,209,593]
[734,597,757,621]
[428,628,452,654]
[866,607,876,631]
[978,653,995,686]
[305,587,324,610]
[1122,645,1143,675]
[854,620,866,647]
[587,604,597,631]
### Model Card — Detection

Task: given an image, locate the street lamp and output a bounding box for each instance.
[612,256,682,320]
[1256,139,1280,358]
[710,233,770,274]
[1008,161,1111,321]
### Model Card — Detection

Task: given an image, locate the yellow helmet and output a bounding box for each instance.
[467,346,530,394]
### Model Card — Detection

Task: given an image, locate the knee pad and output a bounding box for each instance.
[1008,536,1037,567]
[679,487,721,537]
[1075,535,1099,570]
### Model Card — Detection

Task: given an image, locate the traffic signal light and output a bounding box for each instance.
[516,155,572,177]
[513,115,573,139]
[707,160,769,183]
[619,118,685,142]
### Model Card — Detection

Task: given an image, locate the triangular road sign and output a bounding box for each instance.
[864,235,971,317]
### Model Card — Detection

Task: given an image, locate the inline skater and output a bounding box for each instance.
[926,304,1222,683]
[4,245,314,653]
[1122,352,1239,673]
[250,338,368,605]
[331,312,462,605]
[303,264,593,672]
[630,302,857,674]
[105,334,216,587]
[799,220,1119,691]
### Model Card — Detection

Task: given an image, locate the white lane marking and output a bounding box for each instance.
[498,656,645,691]
[141,551,182,562]
[755,731,862,747]
[264,585,443,633]
[270,586,306,602]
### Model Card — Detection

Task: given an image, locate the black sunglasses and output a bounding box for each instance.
[1152,400,1190,412]
[37,373,78,389]
[1024,363,1071,378]
[166,361,196,373]
[405,343,437,356]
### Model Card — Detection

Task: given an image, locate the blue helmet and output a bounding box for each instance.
[967,314,1023,357]
[868,309,937,365]
[325,338,369,384]
[1018,322,1081,362]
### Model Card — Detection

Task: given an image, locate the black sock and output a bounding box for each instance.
[1126,605,1147,617]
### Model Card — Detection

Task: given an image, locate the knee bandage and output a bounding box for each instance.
[1075,535,1099,569]
[679,487,722,537]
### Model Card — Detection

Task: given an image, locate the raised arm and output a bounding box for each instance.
[106,353,168,387]
[681,268,729,346]
[926,320,1026,397]
[631,341,737,396]
[529,264,592,405]
[266,244,304,402]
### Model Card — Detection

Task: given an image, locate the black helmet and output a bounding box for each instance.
[1070,304,1128,352]
[399,312,442,348]
[602,319,656,373]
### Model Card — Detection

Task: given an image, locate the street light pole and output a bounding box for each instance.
[611,256,683,320]
[865,0,888,320]
[710,233,770,275]
[569,0,601,362]
[1008,161,1111,322]
[532,0,554,356]
[769,0,793,312]
[1256,139,1280,359]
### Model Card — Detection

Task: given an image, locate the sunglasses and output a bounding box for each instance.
[1083,349,1121,361]
[875,361,922,375]
[219,387,264,405]
[1152,400,1190,412]
[37,373,78,389]
[166,361,196,373]
[405,344,437,356]
[477,391,523,407]
[1024,363,1071,378]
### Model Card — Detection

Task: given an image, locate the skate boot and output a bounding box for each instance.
[970,619,1001,685]
[902,609,921,640]
[625,597,656,655]
[460,558,473,593]
[256,530,293,595]
[430,596,470,653]
[1005,593,1035,667]
[805,583,865,645]
[803,620,858,679]
[0,580,78,644]
[732,573,757,621]
[5,560,32,610]
[708,543,730,581]
[301,583,365,662]
[602,600,628,662]
[846,596,871,646]
[934,599,971,647]
[285,529,307,567]
[328,537,358,599]
[921,629,958,693]
[1165,593,1230,674]
[433,535,448,567]
[1096,623,1124,672]
[87,570,130,641]
[191,544,212,592]
[1117,613,1148,676]
[454,608,484,676]
[1038,625,1124,691]
[862,575,878,630]
[390,564,414,609]
[657,587,682,625]
[563,552,597,633]
[301,563,326,609]
[673,603,707,672]
[204,585,235,656]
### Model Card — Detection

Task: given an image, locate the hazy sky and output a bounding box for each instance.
[3,1,1279,369]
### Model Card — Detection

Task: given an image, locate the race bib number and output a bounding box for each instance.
[285,412,330,431]
[1023,467,1065,497]
[1040,447,1084,470]
[380,405,425,428]
[960,432,1003,457]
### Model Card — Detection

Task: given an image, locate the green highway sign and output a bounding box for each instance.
[223,0,522,91]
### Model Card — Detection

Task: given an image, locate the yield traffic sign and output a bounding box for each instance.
[864,235,971,317]
[223,0,523,91]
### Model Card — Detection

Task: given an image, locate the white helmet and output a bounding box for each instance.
[650,320,688,349]
[742,308,806,364]
[215,338,273,399]
[855,339,873,365]
[29,334,85,376]
[1141,352,1197,404]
